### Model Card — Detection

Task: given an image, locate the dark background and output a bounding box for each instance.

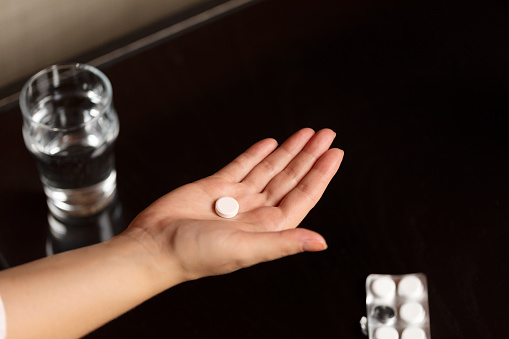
[1,0,508,337]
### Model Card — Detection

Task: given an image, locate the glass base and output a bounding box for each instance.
[44,170,117,219]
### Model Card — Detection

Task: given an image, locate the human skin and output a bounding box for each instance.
[0,128,344,338]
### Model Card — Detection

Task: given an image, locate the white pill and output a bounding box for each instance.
[372,276,396,299]
[398,276,424,299]
[400,302,425,324]
[401,327,427,339]
[375,326,399,339]
[215,197,239,218]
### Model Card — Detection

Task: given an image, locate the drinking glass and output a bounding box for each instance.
[20,63,119,218]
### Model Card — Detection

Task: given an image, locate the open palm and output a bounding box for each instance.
[127,128,343,282]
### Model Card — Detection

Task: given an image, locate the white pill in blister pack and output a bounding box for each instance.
[400,302,425,324]
[401,327,427,339]
[398,276,424,299]
[372,276,396,299]
[364,273,431,339]
[215,196,239,219]
[375,326,399,339]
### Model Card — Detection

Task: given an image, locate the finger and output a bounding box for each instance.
[213,138,278,182]
[279,148,344,227]
[241,128,315,192]
[233,228,327,269]
[263,128,336,205]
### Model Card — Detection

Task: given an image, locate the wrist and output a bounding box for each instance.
[113,225,185,294]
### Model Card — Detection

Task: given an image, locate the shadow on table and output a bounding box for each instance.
[46,194,126,256]
[0,250,9,271]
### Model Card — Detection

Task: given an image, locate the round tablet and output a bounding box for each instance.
[398,276,424,299]
[400,302,425,324]
[374,326,399,339]
[372,276,396,299]
[401,327,427,339]
[215,197,239,218]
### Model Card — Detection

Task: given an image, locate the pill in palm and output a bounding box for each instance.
[215,197,239,218]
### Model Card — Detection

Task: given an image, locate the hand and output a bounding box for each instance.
[125,128,344,284]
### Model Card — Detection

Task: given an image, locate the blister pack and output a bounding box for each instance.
[361,273,431,339]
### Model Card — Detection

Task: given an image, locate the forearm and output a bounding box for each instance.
[0,128,340,338]
[0,232,179,339]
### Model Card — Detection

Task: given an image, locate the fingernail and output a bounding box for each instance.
[303,239,328,252]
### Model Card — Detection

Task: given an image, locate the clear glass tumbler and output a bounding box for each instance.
[20,63,119,219]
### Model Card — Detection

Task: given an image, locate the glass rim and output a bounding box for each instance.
[19,63,113,132]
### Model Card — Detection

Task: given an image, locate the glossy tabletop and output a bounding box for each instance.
[1,0,508,337]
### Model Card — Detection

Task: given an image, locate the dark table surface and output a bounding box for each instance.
[1,0,508,337]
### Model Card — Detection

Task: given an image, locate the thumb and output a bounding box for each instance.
[235,228,327,268]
